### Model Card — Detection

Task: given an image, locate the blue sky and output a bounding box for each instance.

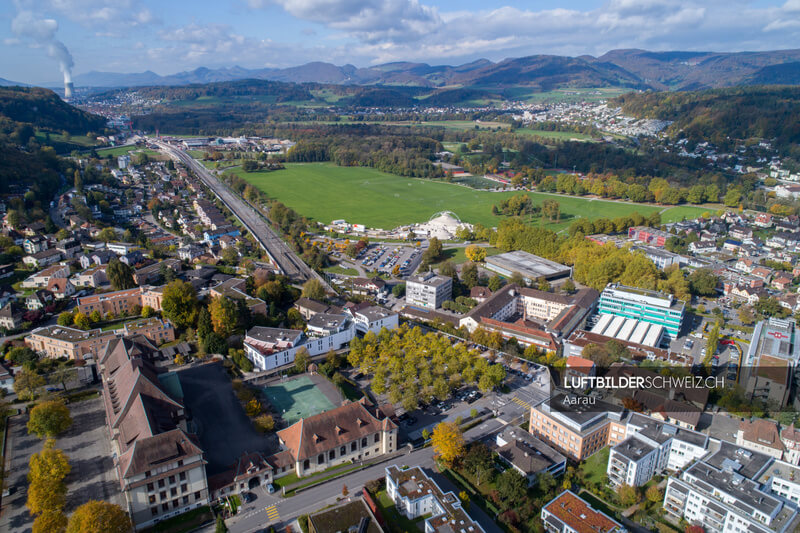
[2,0,800,84]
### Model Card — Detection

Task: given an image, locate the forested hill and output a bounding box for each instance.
[0,86,106,134]
[612,86,800,154]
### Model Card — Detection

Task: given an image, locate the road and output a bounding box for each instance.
[151,139,330,290]
[225,417,507,533]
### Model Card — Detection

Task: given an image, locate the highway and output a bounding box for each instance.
[152,139,330,290]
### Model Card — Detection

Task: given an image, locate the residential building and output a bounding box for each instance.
[663,441,799,533]
[26,289,54,311]
[781,424,800,465]
[25,325,117,360]
[385,465,484,533]
[484,250,572,284]
[122,318,176,345]
[343,303,399,335]
[406,272,452,310]
[99,338,209,530]
[21,263,71,289]
[541,490,624,533]
[348,277,386,296]
[633,246,683,270]
[46,277,75,299]
[277,401,397,477]
[597,284,685,339]
[529,393,626,461]
[76,286,164,316]
[742,318,800,408]
[209,278,267,316]
[308,498,383,533]
[607,413,708,487]
[56,239,82,258]
[628,226,671,247]
[203,226,240,244]
[134,259,181,286]
[0,303,22,331]
[74,265,108,288]
[0,361,13,393]
[737,419,785,460]
[294,298,340,320]
[495,426,566,486]
[22,248,63,268]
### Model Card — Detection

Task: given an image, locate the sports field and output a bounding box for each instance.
[262,375,336,425]
[235,163,708,231]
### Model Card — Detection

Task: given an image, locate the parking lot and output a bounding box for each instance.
[360,244,422,277]
[0,394,124,533]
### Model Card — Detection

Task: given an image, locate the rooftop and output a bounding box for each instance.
[309,499,383,533]
[29,325,114,343]
[542,490,623,533]
[485,250,571,280]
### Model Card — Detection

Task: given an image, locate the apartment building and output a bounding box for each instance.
[76,286,164,316]
[385,465,484,533]
[541,490,624,533]
[528,393,626,461]
[607,413,708,487]
[495,426,566,486]
[597,283,685,339]
[737,419,785,460]
[121,318,176,345]
[277,401,397,477]
[663,441,799,533]
[343,303,399,335]
[99,338,209,530]
[209,278,267,316]
[25,325,117,360]
[406,272,452,310]
[21,263,71,289]
[742,318,800,408]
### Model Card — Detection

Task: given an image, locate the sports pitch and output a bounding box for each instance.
[262,375,337,425]
[235,162,709,231]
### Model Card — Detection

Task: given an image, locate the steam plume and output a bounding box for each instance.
[11,9,74,84]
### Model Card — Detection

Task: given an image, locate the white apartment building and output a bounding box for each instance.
[406,272,452,310]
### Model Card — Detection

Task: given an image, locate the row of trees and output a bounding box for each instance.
[347,325,506,412]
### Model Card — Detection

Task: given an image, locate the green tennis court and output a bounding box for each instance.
[262,376,336,425]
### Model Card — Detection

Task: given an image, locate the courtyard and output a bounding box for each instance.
[261,373,342,426]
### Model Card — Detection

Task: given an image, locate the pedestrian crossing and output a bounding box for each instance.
[511,396,531,409]
[265,505,280,522]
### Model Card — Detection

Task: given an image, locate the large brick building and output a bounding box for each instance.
[76,286,165,316]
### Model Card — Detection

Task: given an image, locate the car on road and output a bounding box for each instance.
[242,492,255,503]
[267,484,276,494]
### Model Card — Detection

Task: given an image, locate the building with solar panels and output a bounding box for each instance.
[596,284,685,340]
[741,318,800,408]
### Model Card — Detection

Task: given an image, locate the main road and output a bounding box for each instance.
[151,139,331,290]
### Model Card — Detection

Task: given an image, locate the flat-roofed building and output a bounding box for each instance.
[122,318,176,345]
[495,426,566,486]
[742,318,800,408]
[663,441,800,533]
[597,283,685,339]
[406,271,452,310]
[344,303,399,335]
[541,490,624,533]
[25,325,117,360]
[484,250,572,284]
[308,498,383,533]
[385,465,484,533]
[529,393,626,461]
[76,286,165,316]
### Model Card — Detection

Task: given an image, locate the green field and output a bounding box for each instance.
[234,162,706,231]
[516,128,596,141]
[95,145,158,157]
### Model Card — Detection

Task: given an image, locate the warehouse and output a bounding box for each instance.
[484,250,572,284]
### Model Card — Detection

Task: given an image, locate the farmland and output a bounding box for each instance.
[232,162,708,231]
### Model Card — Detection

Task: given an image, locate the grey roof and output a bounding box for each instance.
[485,250,571,280]
[307,313,349,330]
[246,326,303,345]
[627,413,708,448]
[612,436,656,461]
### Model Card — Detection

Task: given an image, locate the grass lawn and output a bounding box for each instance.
[581,446,610,486]
[237,163,705,231]
[433,246,502,266]
[94,145,159,158]
[516,128,596,141]
[324,265,359,276]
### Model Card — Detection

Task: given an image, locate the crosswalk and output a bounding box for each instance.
[511,396,531,409]
[265,505,280,522]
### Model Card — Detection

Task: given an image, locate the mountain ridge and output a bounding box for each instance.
[42,48,800,91]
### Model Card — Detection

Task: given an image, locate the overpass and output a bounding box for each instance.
[152,139,332,291]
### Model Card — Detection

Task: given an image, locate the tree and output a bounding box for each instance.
[14,369,46,401]
[89,310,102,324]
[245,398,262,417]
[495,469,527,503]
[392,283,406,298]
[50,366,74,392]
[73,311,90,330]
[29,441,71,484]
[27,478,67,516]
[738,306,755,325]
[688,268,719,296]
[28,400,73,439]
[430,422,465,467]
[510,271,526,287]
[73,170,83,193]
[97,227,116,243]
[254,414,275,433]
[57,312,74,326]
[215,515,228,533]
[645,485,662,504]
[294,347,311,373]
[209,296,239,338]
[33,510,67,533]
[197,306,212,340]
[141,305,154,318]
[301,278,326,300]
[422,237,443,264]
[106,258,136,290]
[461,262,479,288]
[562,279,576,293]
[66,501,131,533]
[465,245,486,262]
[221,246,239,265]
[6,346,38,366]
[487,274,504,292]
[537,277,550,291]
[617,484,638,507]
[161,280,199,329]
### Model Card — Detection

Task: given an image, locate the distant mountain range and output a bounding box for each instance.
[42,48,800,91]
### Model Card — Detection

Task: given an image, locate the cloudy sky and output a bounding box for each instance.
[2,0,800,84]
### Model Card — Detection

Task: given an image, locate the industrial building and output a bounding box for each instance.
[484,250,572,284]
[597,284,685,339]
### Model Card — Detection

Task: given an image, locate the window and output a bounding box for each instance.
[149,495,156,504]
[194,491,201,500]
[351,442,357,452]
[361,438,367,447]
[160,491,167,501]
[303,459,310,470]
[329,450,335,460]
[374,434,380,443]
[151,507,159,516]
[171,488,177,496]
[181,484,188,493]
[318,454,324,465]
[179,472,186,481]
[146,471,152,478]
[169,475,175,484]
[162,503,169,512]
[340,446,346,455]
[158,479,165,488]
[182,496,189,504]
[172,499,179,509]
[147,483,154,491]
[178,459,183,467]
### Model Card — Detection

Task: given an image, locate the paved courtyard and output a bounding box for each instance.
[261,374,342,425]
[0,394,123,533]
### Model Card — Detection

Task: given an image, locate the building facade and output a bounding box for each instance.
[597,283,685,339]
[25,325,117,360]
[406,272,452,310]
